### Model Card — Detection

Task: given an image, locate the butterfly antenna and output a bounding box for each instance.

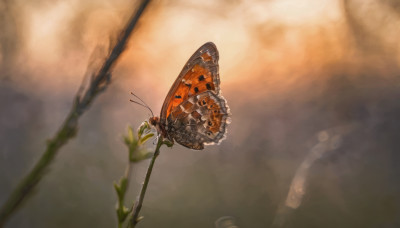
[130,92,154,117]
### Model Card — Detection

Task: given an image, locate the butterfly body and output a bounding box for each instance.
[149,42,230,150]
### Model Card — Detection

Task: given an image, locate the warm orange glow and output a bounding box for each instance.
[2,1,400,227]
[3,0,398,113]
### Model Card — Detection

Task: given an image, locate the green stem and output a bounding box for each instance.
[0,110,79,227]
[116,161,133,228]
[129,137,163,227]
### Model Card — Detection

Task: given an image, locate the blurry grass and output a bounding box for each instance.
[0,0,152,226]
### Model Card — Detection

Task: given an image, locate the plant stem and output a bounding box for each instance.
[129,136,163,227]
[0,0,152,226]
[0,107,79,227]
[116,161,133,228]
[125,162,133,188]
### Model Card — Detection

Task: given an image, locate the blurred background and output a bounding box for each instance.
[1,0,400,227]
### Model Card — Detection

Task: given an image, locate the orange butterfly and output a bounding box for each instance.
[149,42,231,150]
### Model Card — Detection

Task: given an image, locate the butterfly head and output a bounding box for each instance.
[149,116,167,137]
[149,116,159,127]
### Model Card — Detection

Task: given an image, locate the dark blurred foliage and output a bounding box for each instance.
[1,0,400,227]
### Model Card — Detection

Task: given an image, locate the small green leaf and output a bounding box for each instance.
[114,181,120,192]
[114,177,128,200]
[119,177,128,195]
[114,181,122,199]
[137,121,149,139]
[163,139,174,147]
[137,216,144,223]
[124,126,138,147]
[139,133,154,145]
[138,121,151,139]
[127,126,134,142]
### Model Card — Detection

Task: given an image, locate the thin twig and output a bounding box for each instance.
[129,136,163,227]
[0,0,152,226]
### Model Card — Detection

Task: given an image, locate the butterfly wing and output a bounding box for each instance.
[159,42,230,150]
[160,42,220,121]
[166,91,230,150]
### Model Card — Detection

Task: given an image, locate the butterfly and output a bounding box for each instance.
[148,42,231,150]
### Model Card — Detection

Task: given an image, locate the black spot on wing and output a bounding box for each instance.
[194,87,199,93]
[198,75,205,81]
[175,95,182,99]
[206,83,211,90]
